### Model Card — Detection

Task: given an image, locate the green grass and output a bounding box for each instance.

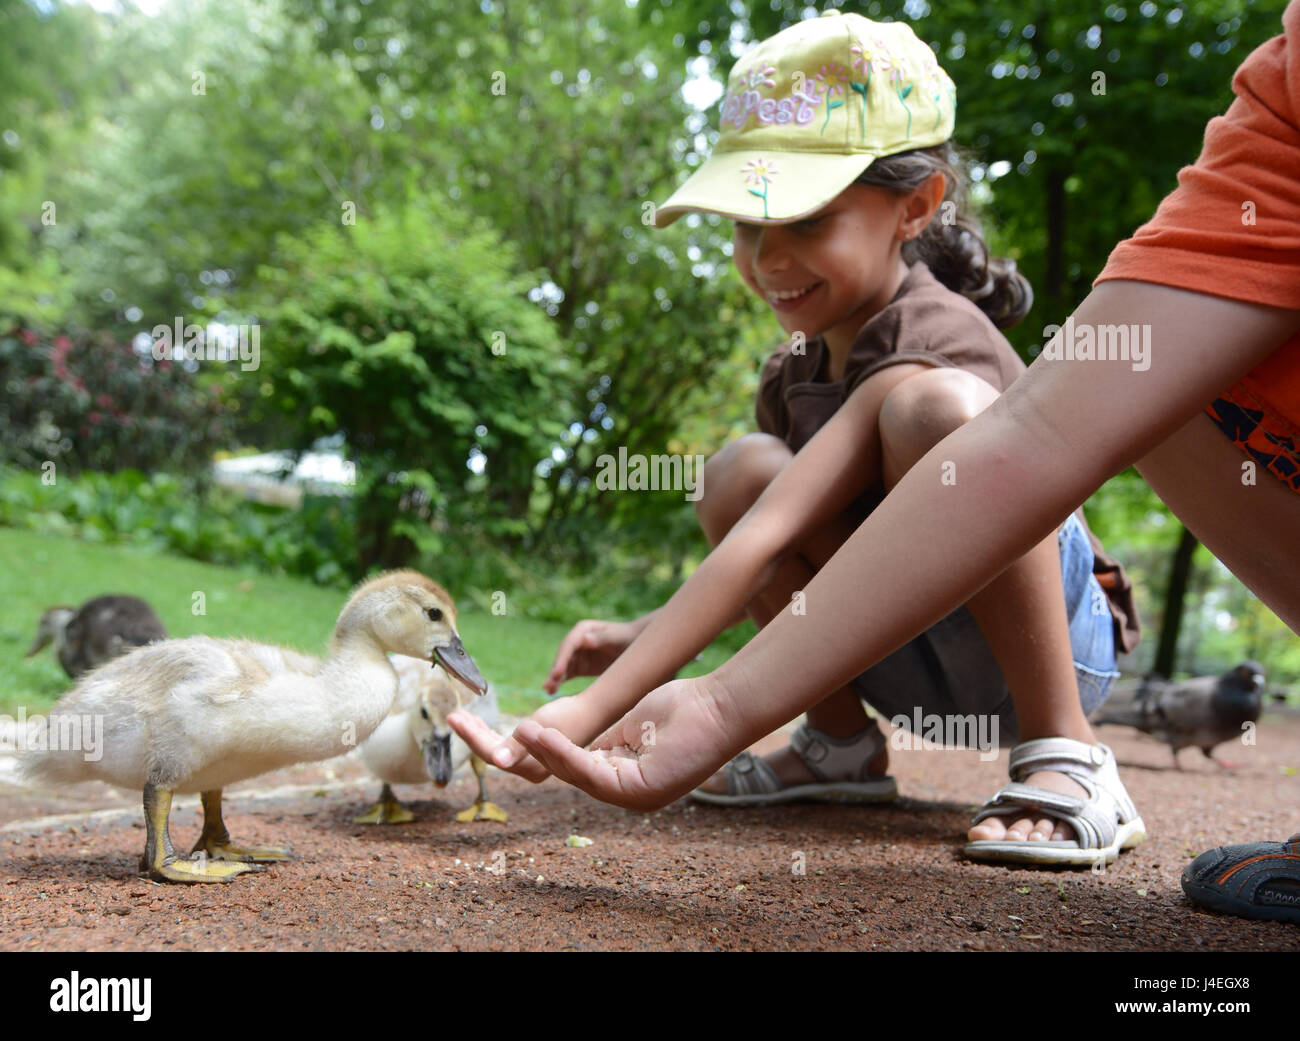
[0,528,736,718]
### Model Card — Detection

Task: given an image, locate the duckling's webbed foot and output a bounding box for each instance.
[454,755,509,823]
[199,841,298,863]
[353,783,415,825]
[190,790,299,863]
[141,783,259,884]
[154,854,260,883]
[455,801,509,823]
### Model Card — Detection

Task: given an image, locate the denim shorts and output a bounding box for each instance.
[851,511,1119,747]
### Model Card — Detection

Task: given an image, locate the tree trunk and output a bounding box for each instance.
[1153,525,1199,677]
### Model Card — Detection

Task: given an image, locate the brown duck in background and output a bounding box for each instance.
[27,595,167,678]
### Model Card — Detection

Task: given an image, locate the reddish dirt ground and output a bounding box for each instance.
[2,711,1298,952]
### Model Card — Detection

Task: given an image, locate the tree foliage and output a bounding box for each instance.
[245,193,573,572]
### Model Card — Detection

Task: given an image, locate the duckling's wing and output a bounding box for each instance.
[200,641,323,705]
[17,637,247,789]
[276,645,323,675]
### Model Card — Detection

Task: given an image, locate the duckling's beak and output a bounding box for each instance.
[25,629,52,658]
[433,636,487,696]
[422,732,453,786]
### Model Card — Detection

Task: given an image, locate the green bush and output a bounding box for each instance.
[238,191,576,575]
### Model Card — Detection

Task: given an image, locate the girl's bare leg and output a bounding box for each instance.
[877,369,1094,842]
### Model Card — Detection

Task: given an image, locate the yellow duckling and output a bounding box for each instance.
[354,655,508,824]
[18,571,486,884]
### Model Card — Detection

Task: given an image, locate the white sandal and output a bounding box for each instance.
[964,738,1147,867]
[690,721,898,807]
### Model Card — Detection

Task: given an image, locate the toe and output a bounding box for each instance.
[968,818,1005,841]
[1003,816,1038,842]
[698,770,729,794]
[1027,816,1056,841]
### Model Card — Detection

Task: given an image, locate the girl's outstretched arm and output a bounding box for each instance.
[508,280,1300,809]
[451,362,930,772]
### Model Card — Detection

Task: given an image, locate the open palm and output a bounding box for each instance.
[512,676,739,811]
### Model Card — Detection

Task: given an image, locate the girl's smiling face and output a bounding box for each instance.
[732,178,943,353]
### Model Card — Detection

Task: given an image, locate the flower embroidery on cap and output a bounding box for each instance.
[917,51,955,132]
[842,39,894,140]
[816,62,851,134]
[816,62,849,97]
[746,64,777,89]
[872,35,915,138]
[741,158,779,219]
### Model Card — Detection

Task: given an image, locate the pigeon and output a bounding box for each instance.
[1092,661,1268,769]
[26,595,168,679]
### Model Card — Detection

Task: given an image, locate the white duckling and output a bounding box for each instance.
[27,595,167,678]
[354,654,507,824]
[18,570,486,884]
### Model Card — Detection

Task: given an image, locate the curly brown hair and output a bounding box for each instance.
[854,143,1033,329]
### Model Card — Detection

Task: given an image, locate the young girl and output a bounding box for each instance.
[452,4,1300,920]
[452,11,1146,866]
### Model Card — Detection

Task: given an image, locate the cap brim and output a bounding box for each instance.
[654,149,878,228]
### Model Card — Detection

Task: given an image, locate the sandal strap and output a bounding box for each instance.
[724,751,784,797]
[1009,737,1109,775]
[1007,738,1139,823]
[790,721,885,784]
[981,781,1089,817]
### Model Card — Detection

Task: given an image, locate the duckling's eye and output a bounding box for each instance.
[420,707,430,720]
[426,607,442,622]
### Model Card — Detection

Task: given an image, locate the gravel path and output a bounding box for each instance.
[2,712,1298,951]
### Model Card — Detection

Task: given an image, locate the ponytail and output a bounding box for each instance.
[854,143,1033,329]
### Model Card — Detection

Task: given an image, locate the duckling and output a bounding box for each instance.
[18,570,486,884]
[27,595,167,678]
[354,655,507,824]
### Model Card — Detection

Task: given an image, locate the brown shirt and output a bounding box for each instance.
[753,262,1141,654]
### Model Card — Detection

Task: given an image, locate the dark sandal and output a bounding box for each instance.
[690,721,897,806]
[1181,833,1300,924]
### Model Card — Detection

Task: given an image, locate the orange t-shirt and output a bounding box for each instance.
[1095,0,1300,490]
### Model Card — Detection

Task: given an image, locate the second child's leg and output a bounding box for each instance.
[875,369,1102,844]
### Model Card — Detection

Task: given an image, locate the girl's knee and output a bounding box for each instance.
[878,367,1000,458]
[696,433,792,522]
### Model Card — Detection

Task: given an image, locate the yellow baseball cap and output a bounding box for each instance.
[654,11,956,227]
